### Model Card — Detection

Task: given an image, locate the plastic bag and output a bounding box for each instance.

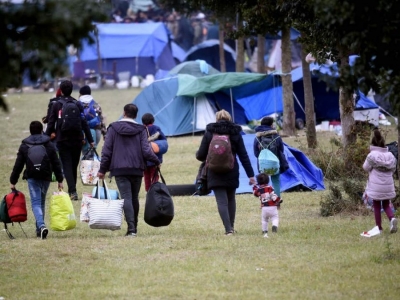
[50,191,76,231]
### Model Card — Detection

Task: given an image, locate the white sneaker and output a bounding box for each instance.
[263,233,269,238]
[390,218,398,233]
[360,226,381,237]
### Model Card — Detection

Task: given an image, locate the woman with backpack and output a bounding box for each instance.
[196,110,256,236]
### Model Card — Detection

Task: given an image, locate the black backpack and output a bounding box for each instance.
[59,99,83,133]
[144,168,174,227]
[26,143,50,175]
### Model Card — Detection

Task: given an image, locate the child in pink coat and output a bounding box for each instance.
[363,129,397,234]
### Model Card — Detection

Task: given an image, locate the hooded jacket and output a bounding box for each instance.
[10,134,63,184]
[79,95,105,130]
[253,125,288,174]
[99,119,160,177]
[363,145,396,200]
[196,120,254,189]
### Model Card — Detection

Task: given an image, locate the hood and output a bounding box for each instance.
[22,134,50,145]
[110,119,145,136]
[206,120,242,135]
[368,145,397,171]
[255,125,278,137]
[79,95,94,104]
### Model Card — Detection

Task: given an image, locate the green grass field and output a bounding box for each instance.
[0,89,399,300]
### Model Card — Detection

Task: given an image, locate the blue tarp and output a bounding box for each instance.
[236,134,325,194]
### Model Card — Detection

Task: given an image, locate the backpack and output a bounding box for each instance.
[259,135,280,157]
[0,189,28,239]
[257,137,280,175]
[26,143,49,175]
[206,134,234,173]
[144,169,174,227]
[83,100,101,129]
[59,99,83,133]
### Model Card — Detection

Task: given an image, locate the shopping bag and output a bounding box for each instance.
[91,180,119,200]
[80,192,92,223]
[80,148,101,186]
[88,180,124,230]
[50,191,77,231]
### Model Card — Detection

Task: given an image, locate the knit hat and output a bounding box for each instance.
[79,85,91,95]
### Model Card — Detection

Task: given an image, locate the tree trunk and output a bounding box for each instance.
[236,14,244,72]
[338,49,357,165]
[257,35,265,73]
[301,47,317,148]
[281,26,296,136]
[219,21,226,72]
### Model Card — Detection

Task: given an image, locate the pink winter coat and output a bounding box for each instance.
[363,145,396,200]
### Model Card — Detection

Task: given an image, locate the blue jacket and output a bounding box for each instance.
[99,119,160,177]
[146,124,167,166]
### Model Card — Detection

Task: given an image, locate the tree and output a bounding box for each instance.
[0,0,109,111]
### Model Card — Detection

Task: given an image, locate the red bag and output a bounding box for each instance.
[5,189,27,223]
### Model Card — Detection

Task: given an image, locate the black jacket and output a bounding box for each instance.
[44,95,94,145]
[10,134,64,184]
[196,120,255,189]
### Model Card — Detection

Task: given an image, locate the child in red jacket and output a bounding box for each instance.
[253,173,280,238]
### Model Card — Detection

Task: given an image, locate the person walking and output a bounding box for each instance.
[252,173,280,238]
[196,109,256,236]
[45,80,94,200]
[362,129,397,235]
[97,104,160,237]
[10,121,64,239]
[253,116,288,200]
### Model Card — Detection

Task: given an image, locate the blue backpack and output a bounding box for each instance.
[257,137,280,175]
[83,100,101,129]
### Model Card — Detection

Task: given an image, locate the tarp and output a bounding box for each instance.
[78,23,176,77]
[236,134,325,194]
[133,70,283,136]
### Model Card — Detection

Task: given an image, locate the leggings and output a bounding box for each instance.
[373,200,394,230]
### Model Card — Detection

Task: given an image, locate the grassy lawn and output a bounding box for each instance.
[0,89,399,300]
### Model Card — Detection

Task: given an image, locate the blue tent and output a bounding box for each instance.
[79,23,176,78]
[184,40,237,72]
[133,71,283,136]
[236,134,325,194]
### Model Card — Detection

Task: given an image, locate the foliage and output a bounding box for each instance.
[0,0,110,111]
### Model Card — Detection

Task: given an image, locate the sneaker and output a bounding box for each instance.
[390,218,398,233]
[36,232,40,238]
[40,227,48,240]
[263,233,269,238]
[69,192,78,201]
[225,231,234,236]
[125,232,137,237]
[272,226,278,233]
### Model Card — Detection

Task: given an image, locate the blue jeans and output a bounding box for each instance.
[27,179,50,234]
[115,175,142,233]
[271,174,281,197]
[213,187,236,233]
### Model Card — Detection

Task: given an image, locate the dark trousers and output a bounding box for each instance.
[115,175,142,233]
[213,187,236,233]
[57,142,81,194]
[373,200,394,230]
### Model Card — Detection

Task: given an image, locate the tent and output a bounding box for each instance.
[291,63,379,124]
[237,134,325,193]
[133,72,283,136]
[183,40,237,72]
[78,23,176,78]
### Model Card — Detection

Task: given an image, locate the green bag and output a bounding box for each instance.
[50,191,77,231]
[0,197,11,224]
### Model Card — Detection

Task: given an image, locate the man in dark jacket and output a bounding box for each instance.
[10,121,64,239]
[45,80,94,200]
[97,104,160,237]
[196,109,256,235]
[253,116,289,199]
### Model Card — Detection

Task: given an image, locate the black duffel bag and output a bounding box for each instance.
[144,168,174,227]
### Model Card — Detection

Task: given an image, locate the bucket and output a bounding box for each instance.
[321,121,329,131]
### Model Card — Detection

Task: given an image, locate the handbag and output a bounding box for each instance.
[80,148,101,186]
[195,162,211,196]
[50,191,77,231]
[88,180,124,230]
[144,168,174,227]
